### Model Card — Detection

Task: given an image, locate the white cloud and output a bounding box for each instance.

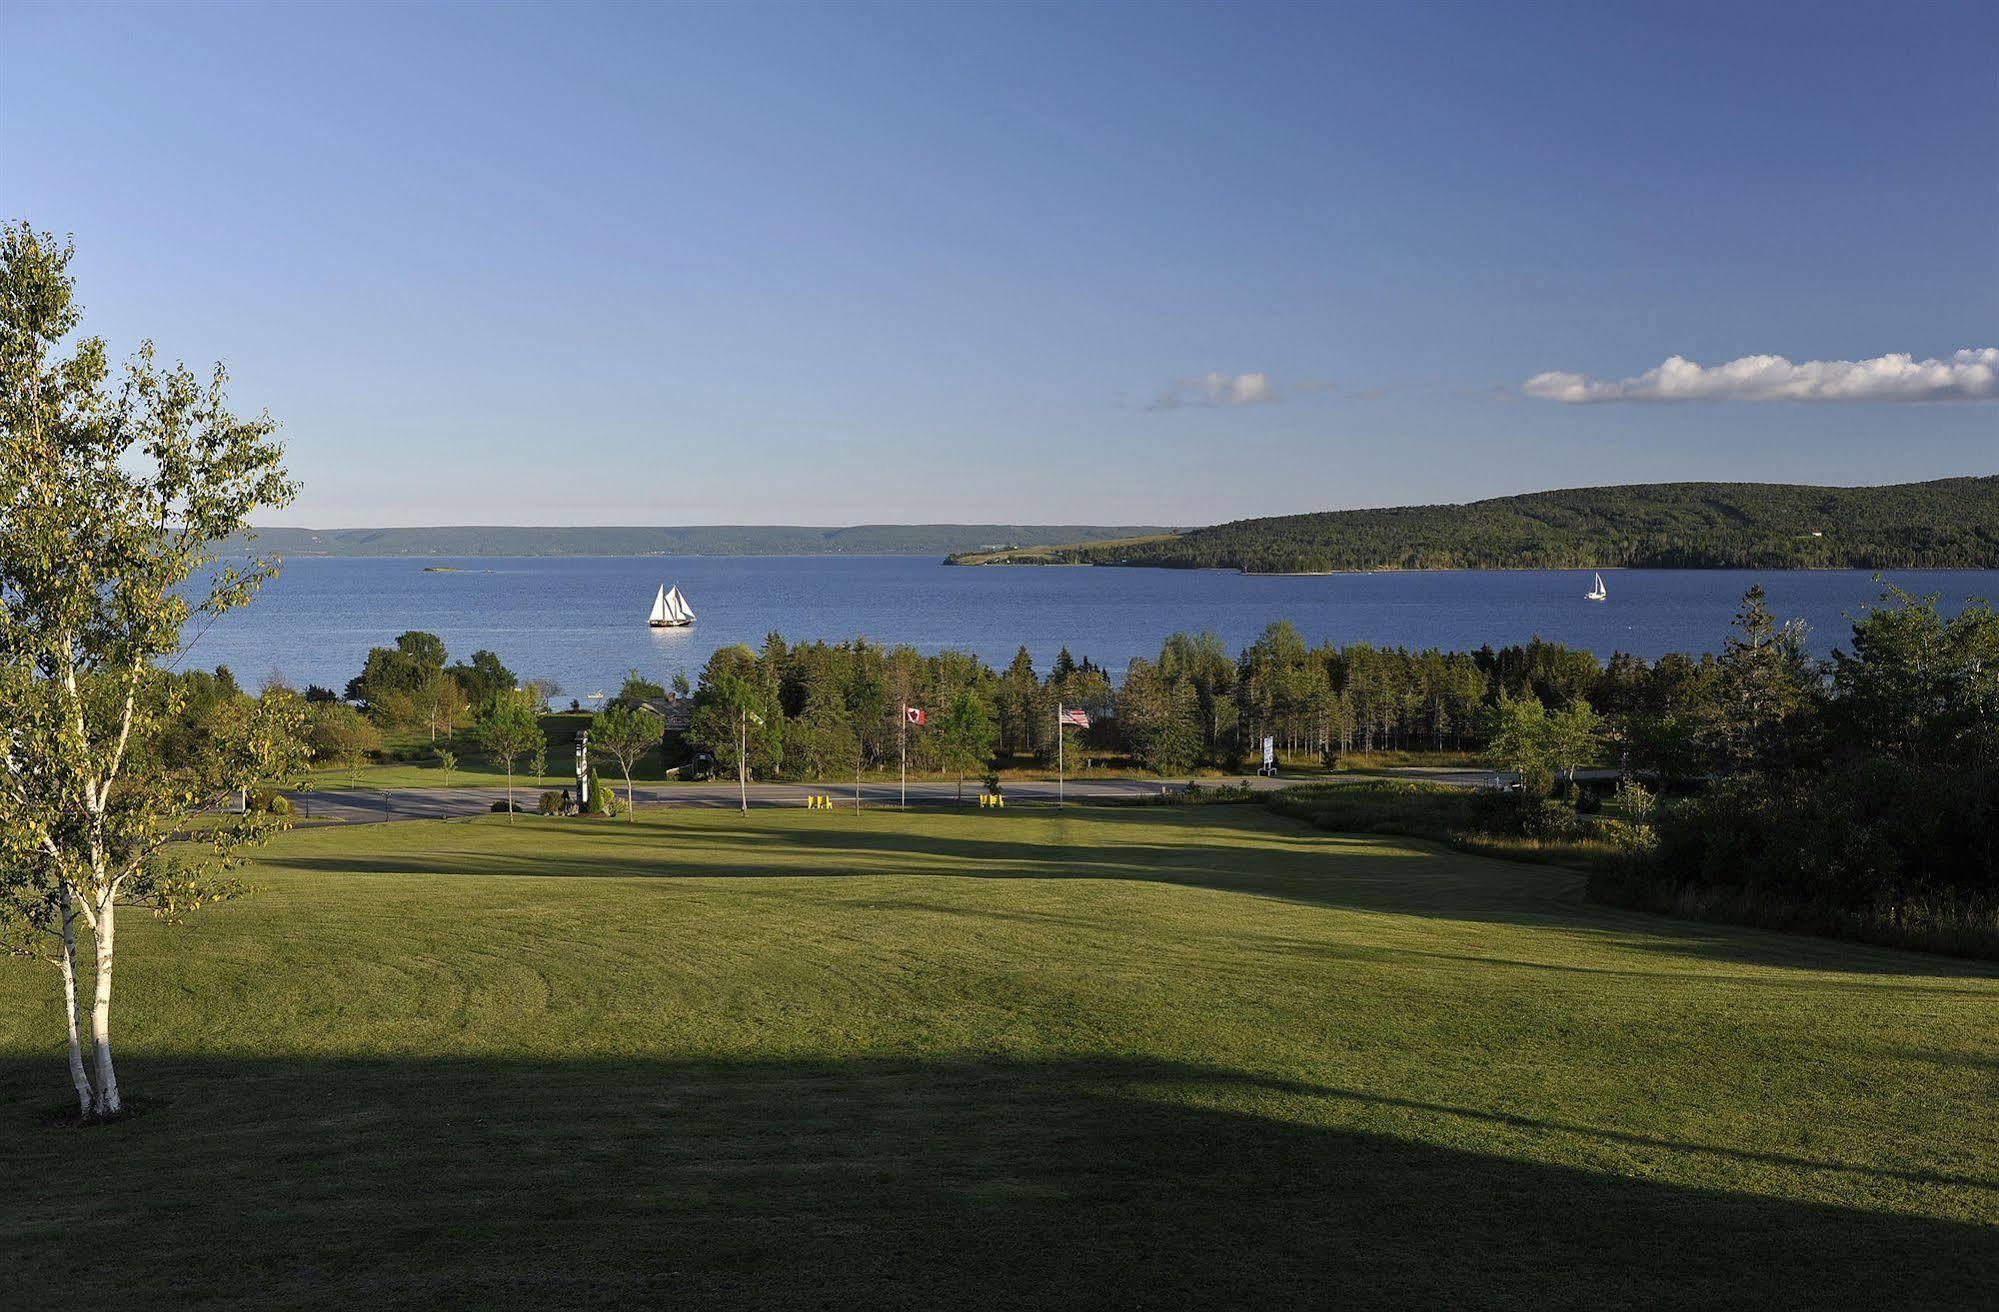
[1151,371,1275,410]
[1523,348,1999,404]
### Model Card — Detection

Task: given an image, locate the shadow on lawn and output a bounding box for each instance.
[2,1051,1992,1311]
[267,808,1999,982]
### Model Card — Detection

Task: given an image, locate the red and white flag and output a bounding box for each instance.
[904,706,926,726]
[1059,707,1090,729]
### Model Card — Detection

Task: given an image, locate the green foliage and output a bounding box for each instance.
[582,768,612,816]
[688,647,782,779]
[345,630,448,709]
[443,650,516,706]
[589,701,662,819]
[789,683,861,780]
[0,221,305,1117]
[474,690,545,820]
[306,700,383,767]
[1033,477,1999,572]
[1624,587,1998,950]
[935,688,998,798]
[610,668,667,709]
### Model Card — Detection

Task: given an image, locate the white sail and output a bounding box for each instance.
[665,585,695,623]
[1586,572,1608,601]
[648,585,669,623]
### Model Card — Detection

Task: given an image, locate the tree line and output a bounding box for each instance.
[674,626,1619,780]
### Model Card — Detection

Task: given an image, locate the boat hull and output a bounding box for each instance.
[648,619,694,628]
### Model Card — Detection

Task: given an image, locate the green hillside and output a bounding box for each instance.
[231,523,1176,558]
[950,477,1999,572]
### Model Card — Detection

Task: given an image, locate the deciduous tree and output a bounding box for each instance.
[474,690,543,820]
[0,222,306,1119]
[590,701,661,820]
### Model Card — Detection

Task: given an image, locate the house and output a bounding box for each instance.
[632,694,700,775]
[634,694,694,741]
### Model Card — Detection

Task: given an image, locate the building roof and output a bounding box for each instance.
[634,695,694,733]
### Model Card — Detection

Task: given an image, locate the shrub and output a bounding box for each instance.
[583,768,612,816]
[306,701,381,768]
[537,790,565,816]
[246,789,291,816]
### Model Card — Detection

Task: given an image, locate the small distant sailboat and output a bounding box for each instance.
[647,583,696,628]
[1585,572,1608,603]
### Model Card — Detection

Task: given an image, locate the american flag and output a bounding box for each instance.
[1059,707,1091,729]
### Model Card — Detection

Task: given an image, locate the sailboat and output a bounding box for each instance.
[1584,572,1608,602]
[647,583,697,628]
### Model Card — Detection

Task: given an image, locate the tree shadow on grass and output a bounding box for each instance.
[1,1051,1992,1311]
[264,808,1999,982]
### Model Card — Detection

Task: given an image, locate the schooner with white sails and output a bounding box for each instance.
[647,584,696,628]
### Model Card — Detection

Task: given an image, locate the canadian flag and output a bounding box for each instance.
[904,706,926,726]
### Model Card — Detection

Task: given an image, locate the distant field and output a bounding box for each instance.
[3,807,1994,1308]
[946,530,1182,565]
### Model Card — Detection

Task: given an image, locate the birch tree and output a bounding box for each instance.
[0,222,307,1120]
[589,701,661,820]
[474,690,543,820]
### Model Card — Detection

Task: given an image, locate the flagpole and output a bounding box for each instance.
[1057,701,1064,808]
[900,707,907,810]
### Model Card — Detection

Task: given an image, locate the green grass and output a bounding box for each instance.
[946,530,1183,565]
[3,807,1995,1308]
[312,712,660,790]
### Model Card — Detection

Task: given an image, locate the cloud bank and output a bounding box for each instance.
[1151,371,1274,410]
[1523,348,1998,404]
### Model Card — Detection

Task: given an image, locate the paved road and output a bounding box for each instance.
[284,775,1295,823]
[282,766,1624,825]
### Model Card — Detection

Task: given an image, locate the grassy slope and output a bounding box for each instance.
[946,531,1183,565]
[3,807,1995,1309]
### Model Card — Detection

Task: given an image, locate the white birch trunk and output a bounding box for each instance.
[58,895,93,1116]
[89,895,120,1117]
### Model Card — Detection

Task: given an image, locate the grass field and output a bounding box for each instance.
[3,806,1994,1308]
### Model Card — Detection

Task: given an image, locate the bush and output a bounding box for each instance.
[489,799,523,814]
[537,790,565,816]
[246,789,291,816]
[1267,780,1614,874]
[583,768,612,816]
[306,701,382,768]
[1524,799,1579,840]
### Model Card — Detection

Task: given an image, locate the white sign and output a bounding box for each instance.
[1262,736,1275,768]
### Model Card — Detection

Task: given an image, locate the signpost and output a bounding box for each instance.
[575,730,591,809]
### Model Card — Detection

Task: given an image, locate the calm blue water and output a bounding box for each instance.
[189,557,1999,697]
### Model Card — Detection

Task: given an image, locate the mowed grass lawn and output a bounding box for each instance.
[3,806,1995,1309]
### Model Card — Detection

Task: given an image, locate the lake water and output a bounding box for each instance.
[190,556,1999,697]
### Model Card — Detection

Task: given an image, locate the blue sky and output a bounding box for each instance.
[5,0,1993,526]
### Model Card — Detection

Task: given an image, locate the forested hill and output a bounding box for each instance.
[231,524,1175,557]
[950,478,1999,572]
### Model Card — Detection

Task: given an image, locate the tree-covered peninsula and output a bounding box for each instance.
[949,477,1999,572]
